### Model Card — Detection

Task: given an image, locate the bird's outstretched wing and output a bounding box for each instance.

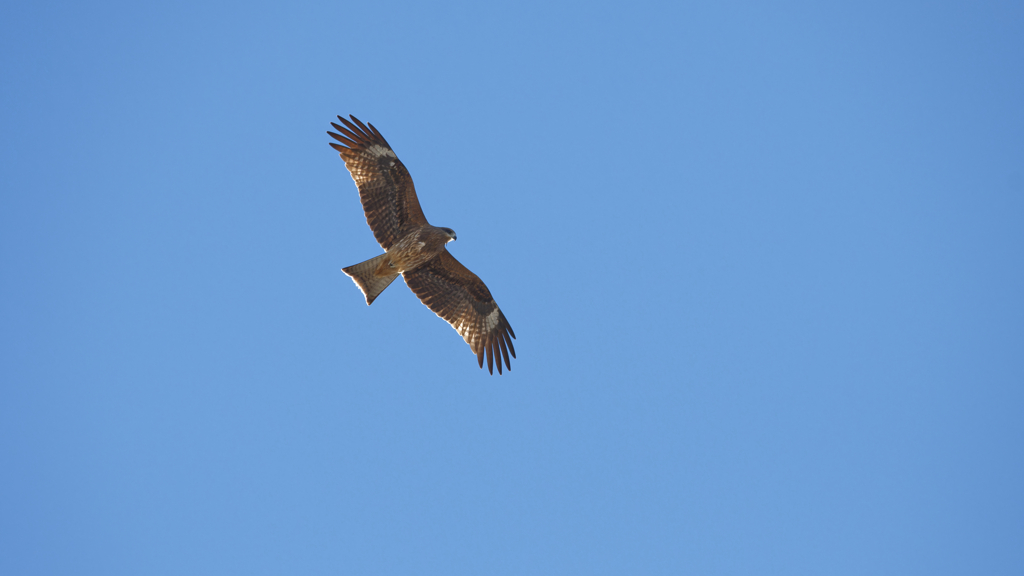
[403,251,516,374]
[328,115,428,250]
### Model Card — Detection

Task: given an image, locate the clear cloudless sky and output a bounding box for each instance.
[2,1,1022,574]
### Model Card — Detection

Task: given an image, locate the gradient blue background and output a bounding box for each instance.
[2,1,1022,574]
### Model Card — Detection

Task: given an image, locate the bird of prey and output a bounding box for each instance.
[329,115,516,374]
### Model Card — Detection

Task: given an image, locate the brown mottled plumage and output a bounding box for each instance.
[329,115,516,374]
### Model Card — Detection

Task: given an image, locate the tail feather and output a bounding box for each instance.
[342,254,398,305]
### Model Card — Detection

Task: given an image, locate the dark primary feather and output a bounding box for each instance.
[328,115,428,250]
[402,251,516,374]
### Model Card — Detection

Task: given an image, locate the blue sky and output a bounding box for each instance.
[2,1,1022,574]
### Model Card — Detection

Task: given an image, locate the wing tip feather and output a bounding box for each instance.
[486,341,494,375]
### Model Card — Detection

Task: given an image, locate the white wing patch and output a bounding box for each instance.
[367,144,397,159]
[484,307,501,332]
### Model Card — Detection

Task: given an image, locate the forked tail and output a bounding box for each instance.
[342,254,399,305]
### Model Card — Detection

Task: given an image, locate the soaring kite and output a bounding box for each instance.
[329,115,516,374]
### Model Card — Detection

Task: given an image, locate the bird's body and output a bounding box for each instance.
[381,225,456,275]
[329,115,516,374]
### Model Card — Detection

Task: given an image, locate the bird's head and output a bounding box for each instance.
[440,227,457,243]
